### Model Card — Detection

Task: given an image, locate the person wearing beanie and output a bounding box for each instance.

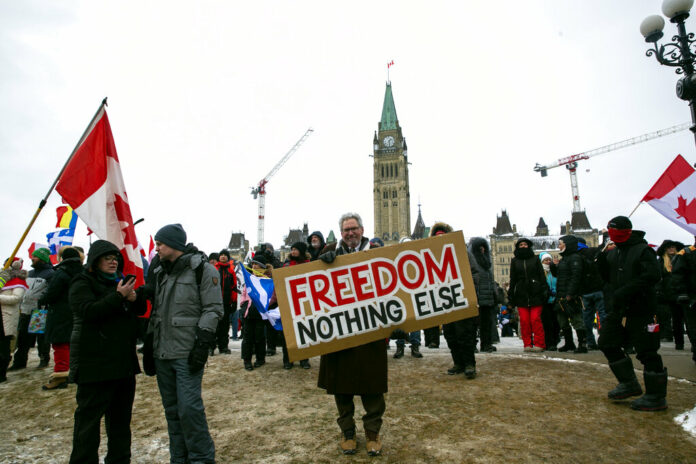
[539,252,560,351]
[67,239,146,462]
[10,248,54,370]
[39,246,84,390]
[148,225,223,461]
[555,235,588,354]
[509,238,548,352]
[214,249,237,353]
[207,252,219,266]
[280,243,311,369]
[239,257,269,370]
[369,237,385,248]
[0,258,28,382]
[576,237,607,352]
[597,216,668,411]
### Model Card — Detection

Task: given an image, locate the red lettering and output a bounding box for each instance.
[331,268,356,306]
[288,276,308,316]
[398,253,425,290]
[424,245,458,285]
[350,264,375,301]
[371,260,398,297]
[309,274,334,311]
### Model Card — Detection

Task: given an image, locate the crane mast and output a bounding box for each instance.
[251,128,314,245]
[533,122,690,213]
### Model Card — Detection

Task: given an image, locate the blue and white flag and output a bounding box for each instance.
[46,228,76,256]
[237,262,282,331]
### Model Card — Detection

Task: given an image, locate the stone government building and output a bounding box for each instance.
[489,210,599,285]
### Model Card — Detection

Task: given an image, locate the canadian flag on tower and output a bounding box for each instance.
[55,106,144,287]
[642,154,696,235]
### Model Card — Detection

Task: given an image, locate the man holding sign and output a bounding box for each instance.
[316,213,386,456]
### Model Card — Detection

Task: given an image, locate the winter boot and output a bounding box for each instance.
[558,328,576,352]
[574,329,588,353]
[447,364,464,375]
[410,345,423,358]
[365,430,382,456]
[340,428,357,455]
[464,365,477,379]
[631,369,668,411]
[608,357,642,400]
[37,356,50,369]
[299,359,310,369]
[393,345,405,359]
[42,371,69,391]
[244,360,254,371]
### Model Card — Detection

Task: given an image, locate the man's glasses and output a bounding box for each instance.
[342,227,361,233]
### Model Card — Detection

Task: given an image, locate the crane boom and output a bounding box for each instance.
[533,122,691,213]
[251,128,314,245]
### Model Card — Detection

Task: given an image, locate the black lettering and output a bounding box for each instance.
[367,302,388,327]
[295,319,316,346]
[386,299,404,322]
[360,306,369,329]
[343,307,363,333]
[329,312,346,336]
[414,291,431,317]
[450,283,467,307]
[438,285,454,310]
[317,316,334,340]
[429,288,445,312]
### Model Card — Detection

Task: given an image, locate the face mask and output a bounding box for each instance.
[542,263,550,272]
[608,228,631,244]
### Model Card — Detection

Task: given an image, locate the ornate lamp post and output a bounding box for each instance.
[641,0,696,144]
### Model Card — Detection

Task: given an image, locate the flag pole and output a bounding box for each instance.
[3,98,108,269]
[628,201,642,218]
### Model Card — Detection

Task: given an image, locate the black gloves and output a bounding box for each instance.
[389,328,408,340]
[188,328,216,373]
[142,333,156,376]
[319,251,336,264]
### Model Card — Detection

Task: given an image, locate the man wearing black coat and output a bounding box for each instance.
[556,235,589,353]
[666,237,696,365]
[68,240,145,463]
[577,237,606,351]
[597,216,667,411]
[468,237,498,352]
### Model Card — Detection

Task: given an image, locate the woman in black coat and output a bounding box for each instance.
[39,247,83,390]
[68,240,143,464]
[508,238,548,351]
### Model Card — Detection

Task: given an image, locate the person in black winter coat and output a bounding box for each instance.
[508,238,548,351]
[68,240,146,463]
[468,237,498,352]
[655,240,685,346]
[597,216,667,411]
[577,237,606,351]
[555,235,589,353]
[670,238,696,365]
[307,231,326,261]
[39,247,83,390]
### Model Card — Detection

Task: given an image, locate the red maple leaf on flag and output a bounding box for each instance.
[674,196,696,224]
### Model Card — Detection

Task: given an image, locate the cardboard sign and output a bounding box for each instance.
[272,231,478,362]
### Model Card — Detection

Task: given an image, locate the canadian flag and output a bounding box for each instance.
[55,106,144,287]
[642,154,696,235]
[148,235,156,262]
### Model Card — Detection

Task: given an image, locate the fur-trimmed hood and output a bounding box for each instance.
[429,222,453,237]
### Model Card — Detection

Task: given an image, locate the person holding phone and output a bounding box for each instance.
[68,240,147,463]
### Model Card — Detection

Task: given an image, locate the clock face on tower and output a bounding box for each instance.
[383,135,395,148]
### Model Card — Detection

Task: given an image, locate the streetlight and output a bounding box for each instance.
[641,0,696,144]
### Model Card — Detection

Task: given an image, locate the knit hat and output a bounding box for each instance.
[252,253,267,268]
[539,252,552,262]
[370,237,385,247]
[219,249,231,259]
[61,247,81,261]
[608,216,632,230]
[291,241,307,256]
[208,252,219,261]
[155,224,187,251]
[32,247,51,264]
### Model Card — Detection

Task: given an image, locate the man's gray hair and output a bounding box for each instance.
[339,212,363,230]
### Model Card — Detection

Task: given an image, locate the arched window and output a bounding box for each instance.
[381,166,384,177]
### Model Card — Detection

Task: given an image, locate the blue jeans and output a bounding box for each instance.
[155,359,215,464]
[396,330,421,347]
[229,309,239,340]
[582,291,606,346]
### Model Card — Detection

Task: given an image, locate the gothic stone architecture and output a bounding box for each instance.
[373,82,411,244]
[490,210,599,285]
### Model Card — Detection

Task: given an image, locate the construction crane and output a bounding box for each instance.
[533,122,691,213]
[251,128,314,245]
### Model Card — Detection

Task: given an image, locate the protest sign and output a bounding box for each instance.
[272,231,478,362]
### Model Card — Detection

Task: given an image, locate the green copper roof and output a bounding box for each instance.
[380,83,398,131]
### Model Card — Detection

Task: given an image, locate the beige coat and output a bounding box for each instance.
[1,285,26,339]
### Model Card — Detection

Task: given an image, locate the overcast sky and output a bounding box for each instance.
[2,0,696,259]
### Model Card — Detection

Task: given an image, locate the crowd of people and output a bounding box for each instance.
[0,212,694,461]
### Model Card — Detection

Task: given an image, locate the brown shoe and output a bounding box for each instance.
[340,430,357,455]
[366,431,382,456]
[42,372,68,391]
